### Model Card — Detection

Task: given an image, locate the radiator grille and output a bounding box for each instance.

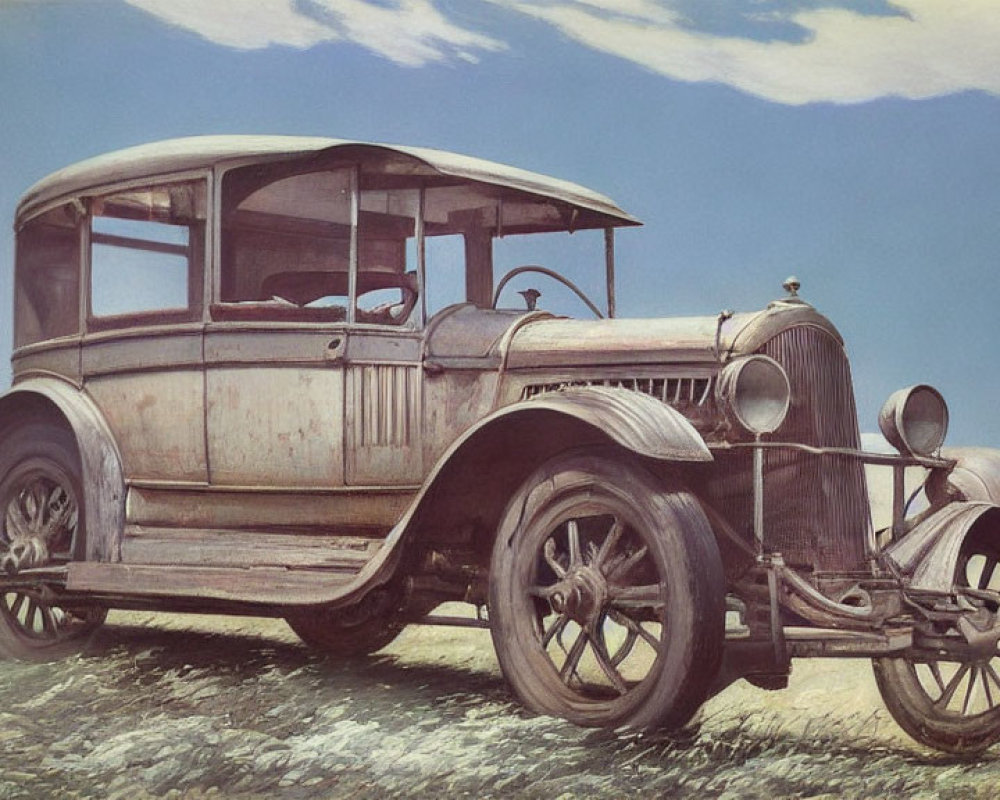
[759,325,871,570]
[705,324,871,572]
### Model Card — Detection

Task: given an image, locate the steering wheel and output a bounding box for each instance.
[492,265,605,319]
[356,285,419,325]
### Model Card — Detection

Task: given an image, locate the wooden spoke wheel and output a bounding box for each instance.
[874,537,1000,754]
[489,452,725,731]
[0,424,105,661]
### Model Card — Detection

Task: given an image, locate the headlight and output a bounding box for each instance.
[716,355,791,436]
[878,384,948,457]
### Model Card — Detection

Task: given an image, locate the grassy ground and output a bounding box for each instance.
[1,606,998,800]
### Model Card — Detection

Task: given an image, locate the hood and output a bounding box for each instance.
[504,300,842,370]
[423,299,843,369]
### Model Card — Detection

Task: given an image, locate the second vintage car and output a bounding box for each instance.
[3,136,1000,754]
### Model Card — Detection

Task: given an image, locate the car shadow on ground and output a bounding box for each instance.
[75,619,952,765]
[81,619,514,710]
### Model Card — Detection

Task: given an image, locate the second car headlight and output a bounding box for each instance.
[878,384,949,457]
[716,355,791,437]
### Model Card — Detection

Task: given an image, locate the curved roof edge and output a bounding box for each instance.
[16,135,640,227]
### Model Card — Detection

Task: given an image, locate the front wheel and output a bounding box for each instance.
[489,452,725,731]
[874,536,1000,754]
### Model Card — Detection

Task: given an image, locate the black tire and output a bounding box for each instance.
[285,584,406,657]
[489,451,726,731]
[0,423,106,661]
[874,534,1000,755]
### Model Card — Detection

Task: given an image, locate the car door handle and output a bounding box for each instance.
[325,337,345,363]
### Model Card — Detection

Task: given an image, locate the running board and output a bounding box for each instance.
[120,528,385,570]
[64,559,390,608]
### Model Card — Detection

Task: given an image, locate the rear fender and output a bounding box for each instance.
[884,501,1000,592]
[0,379,124,562]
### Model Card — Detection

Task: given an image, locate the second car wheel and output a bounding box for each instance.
[489,451,726,732]
[873,530,1000,755]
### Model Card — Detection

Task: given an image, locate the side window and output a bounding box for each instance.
[218,167,354,322]
[88,180,206,327]
[219,165,419,326]
[14,203,82,348]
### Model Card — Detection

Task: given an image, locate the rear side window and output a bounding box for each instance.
[15,203,81,348]
[88,180,206,327]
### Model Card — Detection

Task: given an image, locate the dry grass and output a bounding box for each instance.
[1,607,998,799]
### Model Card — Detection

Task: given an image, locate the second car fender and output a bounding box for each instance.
[884,501,1000,593]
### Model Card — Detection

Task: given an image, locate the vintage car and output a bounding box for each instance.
[3,136,1000,754]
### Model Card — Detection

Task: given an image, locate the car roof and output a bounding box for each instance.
[16,135,641,228]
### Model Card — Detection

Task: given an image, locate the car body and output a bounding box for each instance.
[3,136,1000,754]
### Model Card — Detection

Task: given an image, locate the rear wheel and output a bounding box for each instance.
[874,536,1000,754]
[489,452,725,731]
[0,424,106,661]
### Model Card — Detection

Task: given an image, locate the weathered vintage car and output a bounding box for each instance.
[3,136,1000,754]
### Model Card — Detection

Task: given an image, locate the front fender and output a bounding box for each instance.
[422,386,712,509]
[928,447,1000,505]
[884,501,1000,593]
[0,378,124,562]
[508,386,712,462]
[363,386,712,588]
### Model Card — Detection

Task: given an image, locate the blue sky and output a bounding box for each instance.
[1,0,998,445]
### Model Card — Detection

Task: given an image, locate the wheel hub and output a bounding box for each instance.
[549,566,608,628]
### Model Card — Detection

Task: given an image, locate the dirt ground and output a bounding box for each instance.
[1,604,998,800]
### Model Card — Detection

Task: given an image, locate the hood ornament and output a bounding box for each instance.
[769,275,810,309]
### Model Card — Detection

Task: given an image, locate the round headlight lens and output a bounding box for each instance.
[878,384,948,456]
[716,355,791,436]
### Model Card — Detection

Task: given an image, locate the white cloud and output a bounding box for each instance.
[124,0,1000,104]
[125,0,505,66]
[126,0,336,49]
[314,0,506,66]
[496,0,1000,104]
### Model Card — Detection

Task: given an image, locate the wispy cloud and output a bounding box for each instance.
[495,0,1000,104]
[124,0,505,66]
[124,0,1000,104]
[125,0,334,50]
